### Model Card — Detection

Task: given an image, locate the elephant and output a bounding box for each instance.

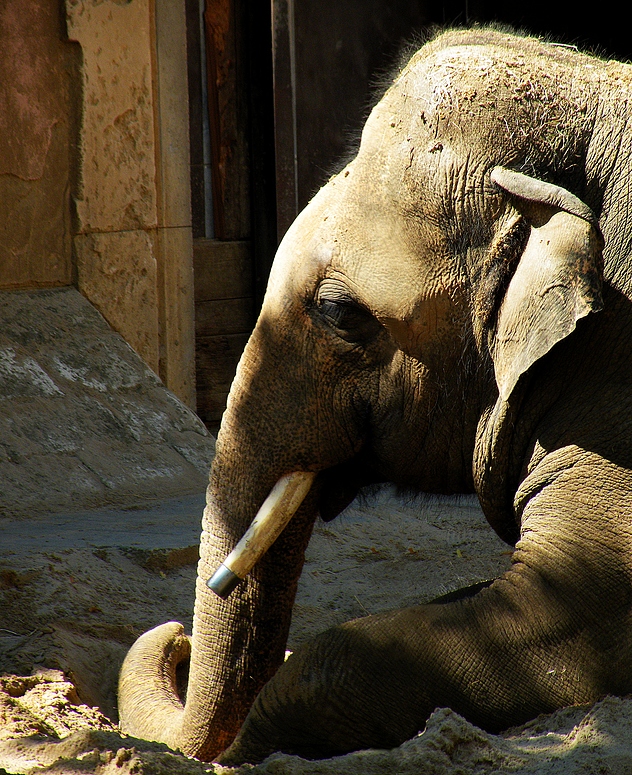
[117,27,632,764]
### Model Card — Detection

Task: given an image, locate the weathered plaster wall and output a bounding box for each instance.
[0,0,196,410]
[0,0,204,517]
[66,0,158,233]
[66,0,196,408]
[0,0,78,288]
[67,0,161,373]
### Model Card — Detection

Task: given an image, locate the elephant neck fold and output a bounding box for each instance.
[473,344,582,546]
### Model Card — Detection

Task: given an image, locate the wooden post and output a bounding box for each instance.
[204,0,251,240]
[271,0,298,243]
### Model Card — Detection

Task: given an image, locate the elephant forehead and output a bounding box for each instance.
[332,238,443,320]
[265,204,443,324]
[262,203,338,307]
[330,231,455,329]
[262,83,455,320]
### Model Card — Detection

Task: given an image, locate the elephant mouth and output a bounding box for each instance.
[316,455,382,522]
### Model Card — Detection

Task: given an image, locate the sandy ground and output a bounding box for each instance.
[2,487,632,774]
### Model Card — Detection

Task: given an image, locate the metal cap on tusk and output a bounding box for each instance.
[207,562,242,598]
[207,471,316,599]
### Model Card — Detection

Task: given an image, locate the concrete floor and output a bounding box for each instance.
[0,491,207,554]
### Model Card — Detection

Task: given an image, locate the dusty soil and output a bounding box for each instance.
[2,487,632,774]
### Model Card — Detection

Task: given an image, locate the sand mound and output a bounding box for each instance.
[2,489,631,774]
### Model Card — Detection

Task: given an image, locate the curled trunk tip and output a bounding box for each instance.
[118,621,190,750]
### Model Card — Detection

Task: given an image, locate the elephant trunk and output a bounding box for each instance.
[117,303,346,760]
[118,421,318,760]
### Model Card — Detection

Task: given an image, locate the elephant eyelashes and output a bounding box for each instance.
[317,298,382,343]
[319,299,356,327]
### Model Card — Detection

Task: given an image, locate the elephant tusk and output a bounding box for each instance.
[207,471,316,599]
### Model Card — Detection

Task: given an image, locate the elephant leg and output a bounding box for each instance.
[225,594,575,763]
[218,608,437,763]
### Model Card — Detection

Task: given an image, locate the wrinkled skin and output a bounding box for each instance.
[119,28,632,764]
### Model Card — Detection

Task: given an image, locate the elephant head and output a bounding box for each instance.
[118,29,615,762]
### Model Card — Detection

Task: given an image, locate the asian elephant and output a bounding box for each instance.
[117,27,632,764]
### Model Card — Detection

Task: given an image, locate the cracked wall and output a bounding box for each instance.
[0,0,196,409]
[0,0,78,289]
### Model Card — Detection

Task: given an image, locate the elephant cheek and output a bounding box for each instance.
[381,290,465,363]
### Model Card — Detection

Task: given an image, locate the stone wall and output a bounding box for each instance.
[0,0,196,410]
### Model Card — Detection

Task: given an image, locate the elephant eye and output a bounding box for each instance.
[319,299,355,327]
[319,298,378,340]
[316,282,382,343]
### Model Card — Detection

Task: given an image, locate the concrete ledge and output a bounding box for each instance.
[0,491,206,553]
[0,287,215,519]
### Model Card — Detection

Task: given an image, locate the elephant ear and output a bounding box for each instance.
[488,167,604,401]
